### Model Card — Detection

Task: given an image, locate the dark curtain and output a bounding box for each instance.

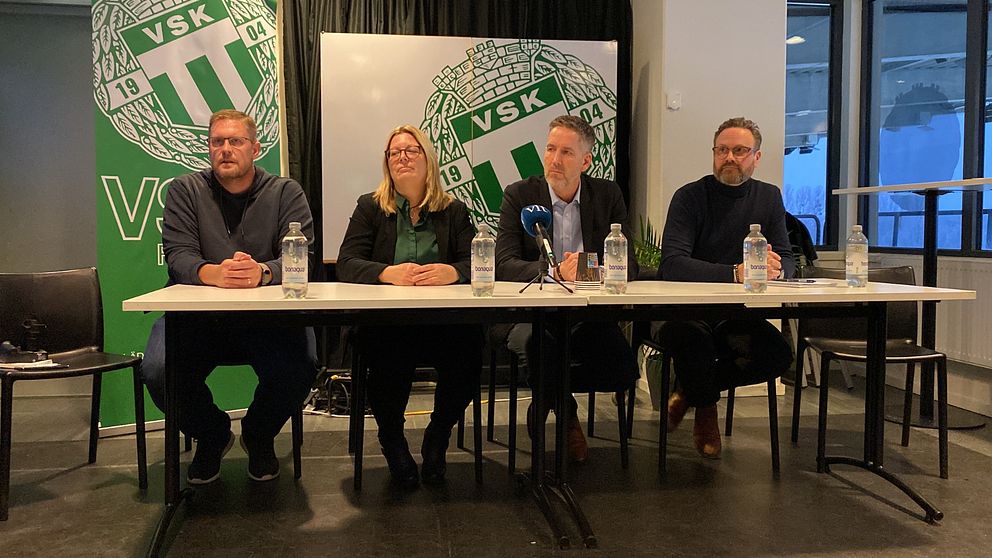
[282,0,633,265]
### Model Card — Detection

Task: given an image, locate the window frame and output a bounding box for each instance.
[859,0,992,256]
[786,0,844,251]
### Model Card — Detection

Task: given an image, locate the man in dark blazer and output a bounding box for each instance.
[495,115,639,463]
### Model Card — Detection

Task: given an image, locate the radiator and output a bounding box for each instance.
[935,258,992,368]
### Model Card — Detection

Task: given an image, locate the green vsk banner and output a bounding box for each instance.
[92,0,281,429]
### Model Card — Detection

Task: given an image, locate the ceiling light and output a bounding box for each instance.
[786,35,806,45]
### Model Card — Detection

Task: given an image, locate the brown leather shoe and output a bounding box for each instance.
[667,390,691,432]
[566,418,589,463]
[693,405,722,459]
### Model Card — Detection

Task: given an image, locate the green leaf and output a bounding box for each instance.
[634,215,662,269]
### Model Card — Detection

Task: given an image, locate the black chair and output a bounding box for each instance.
[486,325,633,473]
[0,268,144,521]
[484,339,521,473]
[641,340,781,477]
[790,265,948,479]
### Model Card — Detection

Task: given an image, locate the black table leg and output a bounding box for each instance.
[147,312,193,558]
[895,190,984,430]
[919,190,939,422]
[549,309,596,548]
[517,311,569,549]
[823,302,943,523]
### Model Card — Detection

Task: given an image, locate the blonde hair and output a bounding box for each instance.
[209,109,257,140]
[373,125,452,215]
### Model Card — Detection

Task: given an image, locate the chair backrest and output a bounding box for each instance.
[786,212,818,272]
[801,265,918,342]
[0,267,103,355]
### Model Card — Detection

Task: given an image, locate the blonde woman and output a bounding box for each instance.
[337,125,481,489]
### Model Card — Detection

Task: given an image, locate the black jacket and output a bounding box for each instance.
[336,192,475,284]
[495,174,638,281]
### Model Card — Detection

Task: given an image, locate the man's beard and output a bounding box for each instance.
[715,162,750,186]
[214,162,249,180]
[545,170,566,191]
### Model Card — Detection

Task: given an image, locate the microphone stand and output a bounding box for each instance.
[519,240,573,294]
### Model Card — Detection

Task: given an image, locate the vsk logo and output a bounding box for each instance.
[92,0,279,170]
[420,39,618,227]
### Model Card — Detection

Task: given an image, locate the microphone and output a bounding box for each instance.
[520,205,558,268]
[520,204,551,237]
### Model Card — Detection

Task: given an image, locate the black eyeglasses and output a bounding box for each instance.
[712,145,756,158]
[385,146,424,160]
[208,136,253,148]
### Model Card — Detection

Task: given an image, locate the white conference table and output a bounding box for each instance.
[124,279,975,553]
[124,281,585,554]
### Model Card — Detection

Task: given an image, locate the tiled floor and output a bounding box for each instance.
[2,374,991,557]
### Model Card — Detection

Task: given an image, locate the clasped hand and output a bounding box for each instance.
[201,251,262,288]
[379,262,458,286]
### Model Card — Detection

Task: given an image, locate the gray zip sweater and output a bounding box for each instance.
[162,166,314,286]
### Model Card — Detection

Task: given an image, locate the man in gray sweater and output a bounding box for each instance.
[141,110,317,484]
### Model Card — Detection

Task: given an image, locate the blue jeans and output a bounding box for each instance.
[141,316,318,445]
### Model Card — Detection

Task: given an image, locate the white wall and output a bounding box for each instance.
[631,0,786,237]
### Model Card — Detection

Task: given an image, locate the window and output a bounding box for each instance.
[865,0,967,250]
[861,0,992,254]
[784,1,841,246]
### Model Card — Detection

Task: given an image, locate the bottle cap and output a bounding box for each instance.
[749,224,761,231]
[610,223,621,230]
[852,224,862,233]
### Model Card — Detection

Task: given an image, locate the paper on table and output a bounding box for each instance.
[0,359,62,369]
[769,278,839,288]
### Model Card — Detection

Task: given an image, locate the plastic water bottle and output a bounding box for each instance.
[281,221,308,298]
[603,223,628,294]
[846,224,869,287]
[471,223,496,297]
[743,224,767,293]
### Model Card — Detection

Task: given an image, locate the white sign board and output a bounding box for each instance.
[320,33,618,260]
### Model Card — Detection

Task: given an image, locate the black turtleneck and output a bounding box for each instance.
[658,174,794,282]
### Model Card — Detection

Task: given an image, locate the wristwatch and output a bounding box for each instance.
[259,263,273,285]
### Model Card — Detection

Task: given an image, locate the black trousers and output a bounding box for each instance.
[142,316,318,446]
[653,319,792,407]
[356,324,483,446]
[506,321,639,408]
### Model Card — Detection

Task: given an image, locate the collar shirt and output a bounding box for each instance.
[393,194,439,265]
[548,182,584,262]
